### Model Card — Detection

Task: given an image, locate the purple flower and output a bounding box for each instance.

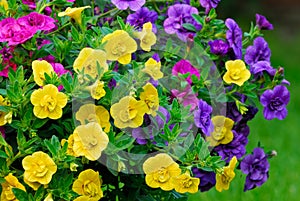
[260,85,290,120]
[256,14,273,30]
[251,61,276,77]
[163,4,202,42]
[111,0,145,11]
[208,39,229,56]
[194,99,213,135]
[172,59,200,84]
[126,7,158,32]
[240,147,270,191]
[171,84,198,111]
[22,0,36,9]
[192,167,216,192]
[18,12,56,31]
[214,130,248,163]
[199,0,221,14]
[225,18,243,59]
[244,36,271,66]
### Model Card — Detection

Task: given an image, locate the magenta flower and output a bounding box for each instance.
[111,0,145,11]
[171,84,198,111]
[18,12,56,31]
[22,0,36,9]
[0,127,5,138]
[172,59,200,84]
[51,63,70,77]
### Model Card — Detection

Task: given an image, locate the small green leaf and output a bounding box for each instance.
[182,23,197,32]
[0,150,8,158]
[12,188,28,201]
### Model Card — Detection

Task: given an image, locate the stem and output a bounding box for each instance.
[46,22,72,35]
[97,8,118,19]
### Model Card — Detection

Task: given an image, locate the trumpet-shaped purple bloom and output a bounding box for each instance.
[126,7,158,32]
[199,0,221,14]
[112,0,145,11]
[18,12,56,31]
[172,59,200,84]
[240,147,270,191]
[244,36,271,66]
[192,167,216,192]
[256,14,273,30]
[251,61,276,77]
[194,99,213,135]
[208,39,229,56]
[164,4,202,42]
[225,18,243,59]
[260,85,290,120]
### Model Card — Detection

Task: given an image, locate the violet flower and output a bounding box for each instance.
[199,0,221,14]
[164,4,202,42]
[208,39,229,56]
[256,14,273,30]
[111,0,145,11]
[172,59,200,84]
[240,147,270,191]
[192,167,216,192]
[244,36,271,66]
[18,12,56,32]
[260,85,290,120]
[225,18,243,59]
[251,61,276,77]
[194,99,213,135]
[126,7,158,32]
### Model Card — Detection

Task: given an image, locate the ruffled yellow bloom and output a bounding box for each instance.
[216,156,237,192]
[172,171,200,194]
[0,0,8,11]
[135,22,157,52]
[142,58,163,80]
[86,80,106,100]
[30,84,68,119]
[73,48,108,78]
[72,169,103,200]
[72,122,109,161]
[44,193,54,201]
[110,96,148,128]
[58,6,91,25]
[223,60,251,86]
[206,116,234,146]
[32,60,54,86]
[0,95,12,126]
[102,30,137,64]
[22,151,57,190]
[143,153,181,191]
[140,83,159,116]
[75,103,111,133]
[61,134,79,157]
[1,173,26,201]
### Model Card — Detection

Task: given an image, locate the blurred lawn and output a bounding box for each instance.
[189,6,300,201]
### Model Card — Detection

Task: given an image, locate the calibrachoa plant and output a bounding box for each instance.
[0,0,290,200]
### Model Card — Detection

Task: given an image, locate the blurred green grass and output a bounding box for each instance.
[188,17,300,201]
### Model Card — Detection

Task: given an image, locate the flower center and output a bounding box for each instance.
[182,177,193,188]
[40,95,56,112]
[213,126,226,140]
[35,161,48,177]
[83,181,99,197]
[154,167,170,183]
[111,43,126,56]
[230,69,241,80]
[269,97,284,111]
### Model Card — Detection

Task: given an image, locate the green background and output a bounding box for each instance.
[189,0,300,200]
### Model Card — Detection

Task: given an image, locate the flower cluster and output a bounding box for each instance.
[0,0,290,200]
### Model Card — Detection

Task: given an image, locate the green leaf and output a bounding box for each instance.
[192,14,204,25]
[0,150,8,158]
[117,16,126,29]
[182,23,197,32]
[0,134,7,146]
[34,186,45,201]
[44,139,57,156]
[12,188,28,201]
[0,89,7,96]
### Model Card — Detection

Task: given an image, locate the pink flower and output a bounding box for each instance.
[18,12,56,31]
[171,84,198,111]
[51,63,70,77]
[22,0,36,9]
[172,59,200,84]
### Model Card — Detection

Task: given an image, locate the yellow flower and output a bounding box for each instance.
[30,84,68,119]
[32,60,54,86]
[139,83,159,116]
[73,48,108,79]
[172,171,200,194]
[44,193,54,201]
[0,0,8,11]
[0,95,11,126]
[102,30,137,64]
[142,58,163,80]
[75,103,111,133]
[61,134,79,157]
[216,156,237,192]
[86,80,106,100]
[110,96,148,128]
[1,173,26,201]
[58,6,91,25]
[22,151,57,190]
[72,122,109,161]
[206,116,234,146]
[223,60,251,86]
[72,169,103,200]
[135,22,157,52]
[143,153,181,191]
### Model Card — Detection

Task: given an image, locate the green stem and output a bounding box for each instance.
[46,22,72,35]
[97,8,118,19]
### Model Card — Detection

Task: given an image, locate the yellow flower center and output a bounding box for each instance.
[83,181,98,197]
[154,167,170,183]
[182,178,193,188]
[144,96,155,108]
[119,107,137,122]
[4,186,15,200]
[87,114,100,123]
[40,95,56,112]
[86,135,98,149]
[34,161,48,177]
[213,126,227,140]
[230,69,241,80]
[111,43,126,56]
